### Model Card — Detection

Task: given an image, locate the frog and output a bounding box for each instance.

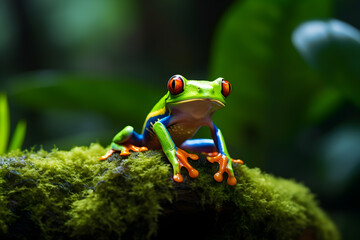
[100,74,243,185]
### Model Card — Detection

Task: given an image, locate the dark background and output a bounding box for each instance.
[1,0,360,239]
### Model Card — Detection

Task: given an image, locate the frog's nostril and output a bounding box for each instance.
[197,86,214,94]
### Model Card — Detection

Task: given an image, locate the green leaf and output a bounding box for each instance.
[209,0,332,165]
[292,19,360,106]
[8,120,26,152]
[0,93,10,154]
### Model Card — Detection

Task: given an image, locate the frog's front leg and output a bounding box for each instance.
[99,126,148,160]
[153,116,199,182]
[207,123,242,186]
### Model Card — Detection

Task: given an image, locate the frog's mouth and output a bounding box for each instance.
[168,98,225,120]
[172,98,225,107]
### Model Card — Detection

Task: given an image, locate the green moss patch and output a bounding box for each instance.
[0,144,339,239]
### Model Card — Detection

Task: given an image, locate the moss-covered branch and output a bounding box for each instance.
[0,144,339,239]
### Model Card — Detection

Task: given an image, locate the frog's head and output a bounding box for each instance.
[165,74,232,118]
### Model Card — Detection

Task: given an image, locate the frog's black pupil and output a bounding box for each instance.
[228,82,232,93]
[172,79,176,90]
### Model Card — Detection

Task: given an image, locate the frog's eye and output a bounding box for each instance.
[168,75,184,95]
[221,79,232,97]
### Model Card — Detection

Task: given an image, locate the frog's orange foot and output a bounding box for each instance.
[231,158,244,164]
[119,144,148,156]
[173,148,199,182]
[99,144,148,161]
[205,152,244,164]
[203,151,219,158]
[173,173,183,183]
[206,153,238,186]
[99,149,117,161]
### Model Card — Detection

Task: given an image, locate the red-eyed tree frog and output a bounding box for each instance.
[100,75,243,185]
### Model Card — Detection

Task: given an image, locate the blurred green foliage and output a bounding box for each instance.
[292,19,360,107]
[0,94,26,155]
[7,72,161,123]
[209,0,332,166]
[1,0,360,238]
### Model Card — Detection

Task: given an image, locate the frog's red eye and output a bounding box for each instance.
[221,79,232,97]
[168,75,184,95]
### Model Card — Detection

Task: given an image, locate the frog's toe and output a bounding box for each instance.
[227,176,237,186]
[173,173,183,183]
[135,146,149,152]
[231,158,244,164]
[189,168,199,178]
[99,149,117,161]
[214,172,223,182]
[119,143,148,156]
[206,152,223,163]
[126,144,148,152]
[119,151,131,156]
[204,151,219,158]
[175,148,199,179]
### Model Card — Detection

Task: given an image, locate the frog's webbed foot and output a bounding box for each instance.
[173,148,199,183]
[119,143,148,156]
[99,144,148,161]
[99,149,117,161]
[205,152,244,164]
[205,152,243,186]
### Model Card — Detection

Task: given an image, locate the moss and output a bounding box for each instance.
[65,150,172,239]
[0,144,339,239]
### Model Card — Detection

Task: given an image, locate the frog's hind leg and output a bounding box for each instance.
[180,138,243,185]
[99,126,148,160]
[181,139,243,164]
[180,138,224,162]
[180,139,217,153]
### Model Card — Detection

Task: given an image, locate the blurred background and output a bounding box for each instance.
[0,0,359,239]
